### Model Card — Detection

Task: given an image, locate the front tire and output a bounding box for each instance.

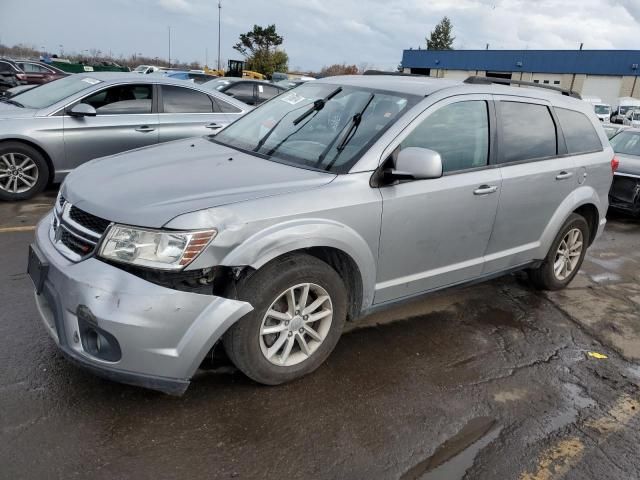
[223,253,347,385]
[0,142,49,201]
[528,213,589,290]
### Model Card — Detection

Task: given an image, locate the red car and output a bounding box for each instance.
[13,60,68,84]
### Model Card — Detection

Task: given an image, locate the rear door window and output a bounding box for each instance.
[498,101,557,163]
[212,97,242,113]
[224,83,256,104]
[400,100,490,173]
[161,85,214,113]
[555,108,603,154]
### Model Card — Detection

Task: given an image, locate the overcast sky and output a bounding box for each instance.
[1,0,640,71]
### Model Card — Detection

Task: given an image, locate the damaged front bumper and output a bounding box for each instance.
[609,173,640,216]
[32,213,253,395]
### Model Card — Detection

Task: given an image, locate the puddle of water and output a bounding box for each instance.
[400,417,501,480]
[541,383,595,434]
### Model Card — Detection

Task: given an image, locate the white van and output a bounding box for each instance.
[612,97,640,124]
[583,96,611,123]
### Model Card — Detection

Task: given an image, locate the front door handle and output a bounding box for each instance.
[473,185,498,195]
[205,123,223,130]
[555,171,574,180]
[135,126,155,133]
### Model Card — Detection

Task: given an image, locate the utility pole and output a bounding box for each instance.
[168,26,171,68]
[217,1,222,71]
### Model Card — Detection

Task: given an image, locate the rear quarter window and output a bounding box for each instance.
[555,107,603,154]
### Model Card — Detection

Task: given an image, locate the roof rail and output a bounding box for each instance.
[362,70,429,77]
[464,75,582,99]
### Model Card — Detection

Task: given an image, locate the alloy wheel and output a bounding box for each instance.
[0,152,39,194]
[553,228,583,281]
[259,283,333,366]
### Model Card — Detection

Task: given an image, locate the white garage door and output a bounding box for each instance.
[582,76,622,107]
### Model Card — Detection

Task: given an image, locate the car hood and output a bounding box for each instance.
[0,102,38,119]
[63,137,336,228]
[616,153,640,177]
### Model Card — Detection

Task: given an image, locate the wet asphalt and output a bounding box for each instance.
[1,192,639,480]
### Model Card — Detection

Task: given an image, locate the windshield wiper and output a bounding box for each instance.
[4,99,24,108]
[292,87,342,126]
[316,93,375,170]
[252,101,315,153]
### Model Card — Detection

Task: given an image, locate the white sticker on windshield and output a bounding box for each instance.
[258,85,264,93]
[280,92,306,105]
[82,77,101,85]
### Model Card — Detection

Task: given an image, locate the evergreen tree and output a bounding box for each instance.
[426,17,455,50]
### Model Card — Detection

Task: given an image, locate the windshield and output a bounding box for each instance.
[610,131,640,156]
[11,75,102,109]
[134,66,150,72]
[202,79,237,90]
[213,83,419,173]
[594,105,610,114]
[619,106,633,115]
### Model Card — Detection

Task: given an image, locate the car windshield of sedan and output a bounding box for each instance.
[212,83,419,173]
[610,131,640,156]
[11,75,103,109]
[594,105,610,114]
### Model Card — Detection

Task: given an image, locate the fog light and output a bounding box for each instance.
[76,305,122,362]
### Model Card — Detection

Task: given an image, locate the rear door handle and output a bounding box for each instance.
[555,171,574,180]
[473,185,498,195]
[135,126,155,133]
[205,123,223,130]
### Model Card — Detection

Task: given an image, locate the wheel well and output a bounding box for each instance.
[573,204,599,245]
[0,139,55,184]
[212,247,364,321]
[304,247,364,322]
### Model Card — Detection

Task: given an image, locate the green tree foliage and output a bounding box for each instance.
[233,24,289,77]
[426,16,455,50]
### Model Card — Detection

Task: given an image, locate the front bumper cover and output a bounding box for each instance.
[33,213,253,394]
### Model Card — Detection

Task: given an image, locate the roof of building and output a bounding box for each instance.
[402,49,640,76]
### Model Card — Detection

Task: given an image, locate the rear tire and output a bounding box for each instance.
[528,213,589,290]
[0,142,49,201]
[223,253,347,385]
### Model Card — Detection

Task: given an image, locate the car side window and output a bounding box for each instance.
[498,101,557,163]
[162,85,213,113]
[212,97,242,113]
[0,61,11,73]
[225,83,255,103]
[81,84,153,115]
[400,100,489,173]
[555,108,603,154]
[258,84,281,101]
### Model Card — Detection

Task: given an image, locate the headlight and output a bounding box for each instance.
[99,225,217,270]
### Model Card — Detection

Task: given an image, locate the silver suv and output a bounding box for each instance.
[29,75,614,394]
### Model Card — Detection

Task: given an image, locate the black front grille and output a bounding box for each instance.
[68,206,111,234]
[60,230,95,256]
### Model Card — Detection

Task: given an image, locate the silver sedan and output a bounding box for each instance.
[0,73,250,200]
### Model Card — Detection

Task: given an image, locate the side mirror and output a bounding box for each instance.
[387,147,443,181]
[68,103,97,117]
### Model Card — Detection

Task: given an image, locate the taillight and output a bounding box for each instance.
[611,156,619,173]
[16,73,26,80]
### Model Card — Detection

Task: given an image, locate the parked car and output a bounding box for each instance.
[608,128,640,216]
[0,73,249,200]
[29,75,613,394]
[602,123,629,139]
[133,65,160,74]
[13,60,68,84]
[0,58,26,92]
[202,78,286,105]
